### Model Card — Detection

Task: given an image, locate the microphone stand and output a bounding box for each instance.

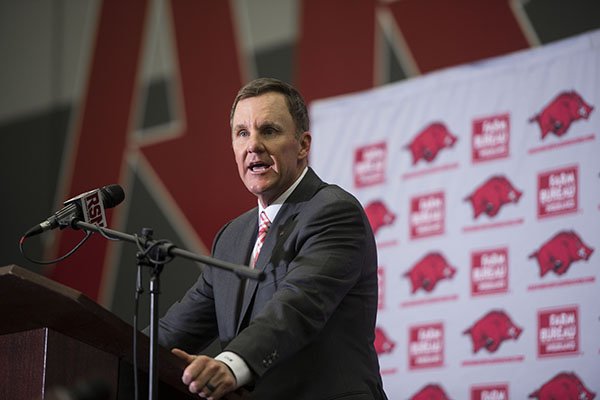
[73,220,264,400]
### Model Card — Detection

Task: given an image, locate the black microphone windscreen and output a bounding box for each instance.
[100,184,125,209]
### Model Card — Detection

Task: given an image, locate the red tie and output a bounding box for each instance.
[252,211,271,268]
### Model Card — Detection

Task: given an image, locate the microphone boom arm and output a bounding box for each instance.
[74,220,265,281]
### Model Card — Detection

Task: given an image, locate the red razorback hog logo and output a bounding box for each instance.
[410,384,451,400]
[529,91,594,139]
[465,176,522,218]
[404,252,456,294]
[364,200,396,235]
[529,372,596,400]
[405,122,458,165]
[529,230,594,277]
[374,326,395,355]
[464,310,522,353]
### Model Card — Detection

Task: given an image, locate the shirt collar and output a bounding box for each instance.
[258,167,308,223]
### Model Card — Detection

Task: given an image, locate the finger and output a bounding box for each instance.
[171,349,205,387]
[202,381,218,400]
[205,381,217,393]
[182,355,213,387]
[196,362,237,399]
[203,381,221,400]
[171,348,196,363]
[192,363,222,397]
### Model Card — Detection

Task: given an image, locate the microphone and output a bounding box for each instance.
[23,184,125,239]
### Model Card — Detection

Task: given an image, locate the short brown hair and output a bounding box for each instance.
[230,78,309,136]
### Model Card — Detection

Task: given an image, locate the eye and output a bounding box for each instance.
[264,126,277,135]
[237,129,249,137]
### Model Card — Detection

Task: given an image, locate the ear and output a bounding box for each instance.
[298,132,312,160]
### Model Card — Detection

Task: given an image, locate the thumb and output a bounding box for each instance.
[171,348,196,363]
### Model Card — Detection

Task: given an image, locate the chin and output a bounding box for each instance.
[246,183,271,198]
[246,175,273,188]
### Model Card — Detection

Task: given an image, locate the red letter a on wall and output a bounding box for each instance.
[49,1,249,301]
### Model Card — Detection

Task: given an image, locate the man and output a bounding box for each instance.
[157,78,387,400]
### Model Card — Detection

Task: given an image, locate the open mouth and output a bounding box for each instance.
[248,161,272,173]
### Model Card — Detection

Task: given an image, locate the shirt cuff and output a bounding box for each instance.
[215,351,253,388]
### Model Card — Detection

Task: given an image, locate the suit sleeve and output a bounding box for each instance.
[154,225,231,354]
[155,270,218,354]
[223,190,376,377]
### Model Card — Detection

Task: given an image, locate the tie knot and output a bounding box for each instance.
[259,211,271,234]
[251,211,271,268]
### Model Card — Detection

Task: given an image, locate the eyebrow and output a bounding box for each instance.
[232,123,247,132]
[232,121,283,132]
[259,121,283,131]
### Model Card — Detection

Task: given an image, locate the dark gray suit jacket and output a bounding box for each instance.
[157,168,387,399]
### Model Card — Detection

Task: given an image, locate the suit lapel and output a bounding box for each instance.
[217,210,257,336]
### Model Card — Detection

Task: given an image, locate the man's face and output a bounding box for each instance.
[232,92,310,207]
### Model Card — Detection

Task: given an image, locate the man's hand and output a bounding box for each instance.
[172,348,238,399]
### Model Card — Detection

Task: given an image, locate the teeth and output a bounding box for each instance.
[251,164,269,172]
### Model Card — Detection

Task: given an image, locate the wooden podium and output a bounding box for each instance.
[0,264,194,400]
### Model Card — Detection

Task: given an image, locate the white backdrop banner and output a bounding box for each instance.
[310,29,600,400]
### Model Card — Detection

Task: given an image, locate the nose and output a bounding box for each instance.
[247,132,265,153]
